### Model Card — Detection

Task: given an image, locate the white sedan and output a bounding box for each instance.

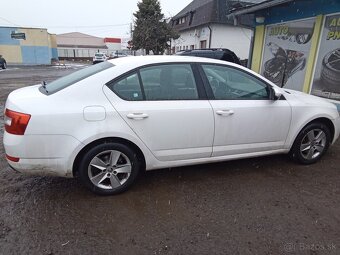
[3,56,340,195]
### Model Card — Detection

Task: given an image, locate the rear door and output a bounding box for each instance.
[104,63,214,161]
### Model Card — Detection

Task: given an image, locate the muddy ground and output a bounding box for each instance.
[0,65,339,255]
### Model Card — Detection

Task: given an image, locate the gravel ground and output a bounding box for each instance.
[0,65,339,255]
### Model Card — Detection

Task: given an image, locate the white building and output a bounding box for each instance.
[171,0,263,60]
[57,32,121,60]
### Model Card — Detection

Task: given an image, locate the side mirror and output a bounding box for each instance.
[270,86,283,100]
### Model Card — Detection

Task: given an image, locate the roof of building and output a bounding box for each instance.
[171,0,265,31]
[57,32,107,48]
[227,0,294,17]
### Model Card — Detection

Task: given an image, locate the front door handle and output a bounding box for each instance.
[216,109,234,116]
[127,113,149,120]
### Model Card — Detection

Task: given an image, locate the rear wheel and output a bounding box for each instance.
[1,62,6,69]
[290,122,331,164]
[78,143,141,195]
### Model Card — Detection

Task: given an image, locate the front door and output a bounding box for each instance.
[200,64,292,157]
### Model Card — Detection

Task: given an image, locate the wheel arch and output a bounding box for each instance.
[72,137,146,177]
[290,117,335,150]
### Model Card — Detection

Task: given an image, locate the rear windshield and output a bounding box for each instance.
[42,61,114,94]
[95,54,105,57]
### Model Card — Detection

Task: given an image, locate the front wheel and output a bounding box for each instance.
[78,143,141,195]
[1,62,6,69]
[290,122,331,164]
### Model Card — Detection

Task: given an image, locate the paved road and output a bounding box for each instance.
[0,65,339,254]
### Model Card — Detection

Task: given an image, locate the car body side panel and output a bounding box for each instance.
[3,56,340,178]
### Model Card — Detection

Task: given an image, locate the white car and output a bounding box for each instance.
[3,56,340,195]
[93,53,108,64]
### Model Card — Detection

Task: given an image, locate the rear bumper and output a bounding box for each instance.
[3,132,82,177]
[7,158,72,177]
[93,60,104,64]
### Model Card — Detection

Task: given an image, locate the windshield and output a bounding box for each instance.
[43,61,114,94]
[95,54,105,57]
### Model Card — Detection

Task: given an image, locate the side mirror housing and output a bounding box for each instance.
[270,86,283,100]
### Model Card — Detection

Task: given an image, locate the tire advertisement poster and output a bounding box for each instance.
[311,13,340,101]
[261,18,315,91]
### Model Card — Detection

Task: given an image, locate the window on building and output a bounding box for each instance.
[178,17,186,24]
[200,40,207,49]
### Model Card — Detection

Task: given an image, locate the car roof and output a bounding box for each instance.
[107,55,274,87]
[108,55,241,68]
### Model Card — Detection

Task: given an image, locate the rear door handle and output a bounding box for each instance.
[216,109,234,116]
[126,113,149,120]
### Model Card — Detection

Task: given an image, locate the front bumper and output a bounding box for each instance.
[332,116,340,144]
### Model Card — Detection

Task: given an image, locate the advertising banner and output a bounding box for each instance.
[311,13,340,101]
[261,18,315,91]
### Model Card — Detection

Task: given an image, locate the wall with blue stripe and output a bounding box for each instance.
[0,26,58,64]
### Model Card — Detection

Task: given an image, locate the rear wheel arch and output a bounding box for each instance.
[72,137,146,177]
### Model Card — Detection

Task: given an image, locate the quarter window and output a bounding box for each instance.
[202,65,269,100]
[139,64,199,100]
[110,72,143,101]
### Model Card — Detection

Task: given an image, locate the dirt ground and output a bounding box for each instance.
[0,65,339,255]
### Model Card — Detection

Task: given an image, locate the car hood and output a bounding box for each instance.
[284,89,337,109]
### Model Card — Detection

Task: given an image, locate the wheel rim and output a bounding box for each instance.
[300,129,327,160]
[88,150,131,190]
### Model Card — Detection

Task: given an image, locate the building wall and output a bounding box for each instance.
[172,24,252,60]
[49,34,58,60]
[57,47,109,59]
[105,42,121,52]
[209,24,252,60]
[249,0,340,106]
[0,26,57,64]
[172,26,210,52]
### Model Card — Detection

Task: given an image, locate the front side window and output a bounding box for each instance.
[139,64,199,100]
[110,72,143,101]
[202,65,269,100]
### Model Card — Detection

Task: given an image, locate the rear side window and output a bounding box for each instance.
[139,64,199,100]
[43,61,114,94]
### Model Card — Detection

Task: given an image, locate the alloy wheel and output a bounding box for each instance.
[300,129,327,160]
[88,150,131,190]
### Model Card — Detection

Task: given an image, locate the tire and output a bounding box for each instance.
[78,142,141,195]
[289,122,331,164]
[1,61,6,69]
[320,48,340,93]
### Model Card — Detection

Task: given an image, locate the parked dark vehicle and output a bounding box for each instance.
[176,48,241,65]
[0,55,7,69]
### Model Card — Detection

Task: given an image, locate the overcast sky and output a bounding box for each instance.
[0,0,192,38]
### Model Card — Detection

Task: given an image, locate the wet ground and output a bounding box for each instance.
[0,65,339,254]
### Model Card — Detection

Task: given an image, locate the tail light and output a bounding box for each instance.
[4,109,31,135]
[6,154,19,162]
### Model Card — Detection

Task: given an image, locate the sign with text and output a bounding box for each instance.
[11,32,26,40]
[311,13,340,101]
